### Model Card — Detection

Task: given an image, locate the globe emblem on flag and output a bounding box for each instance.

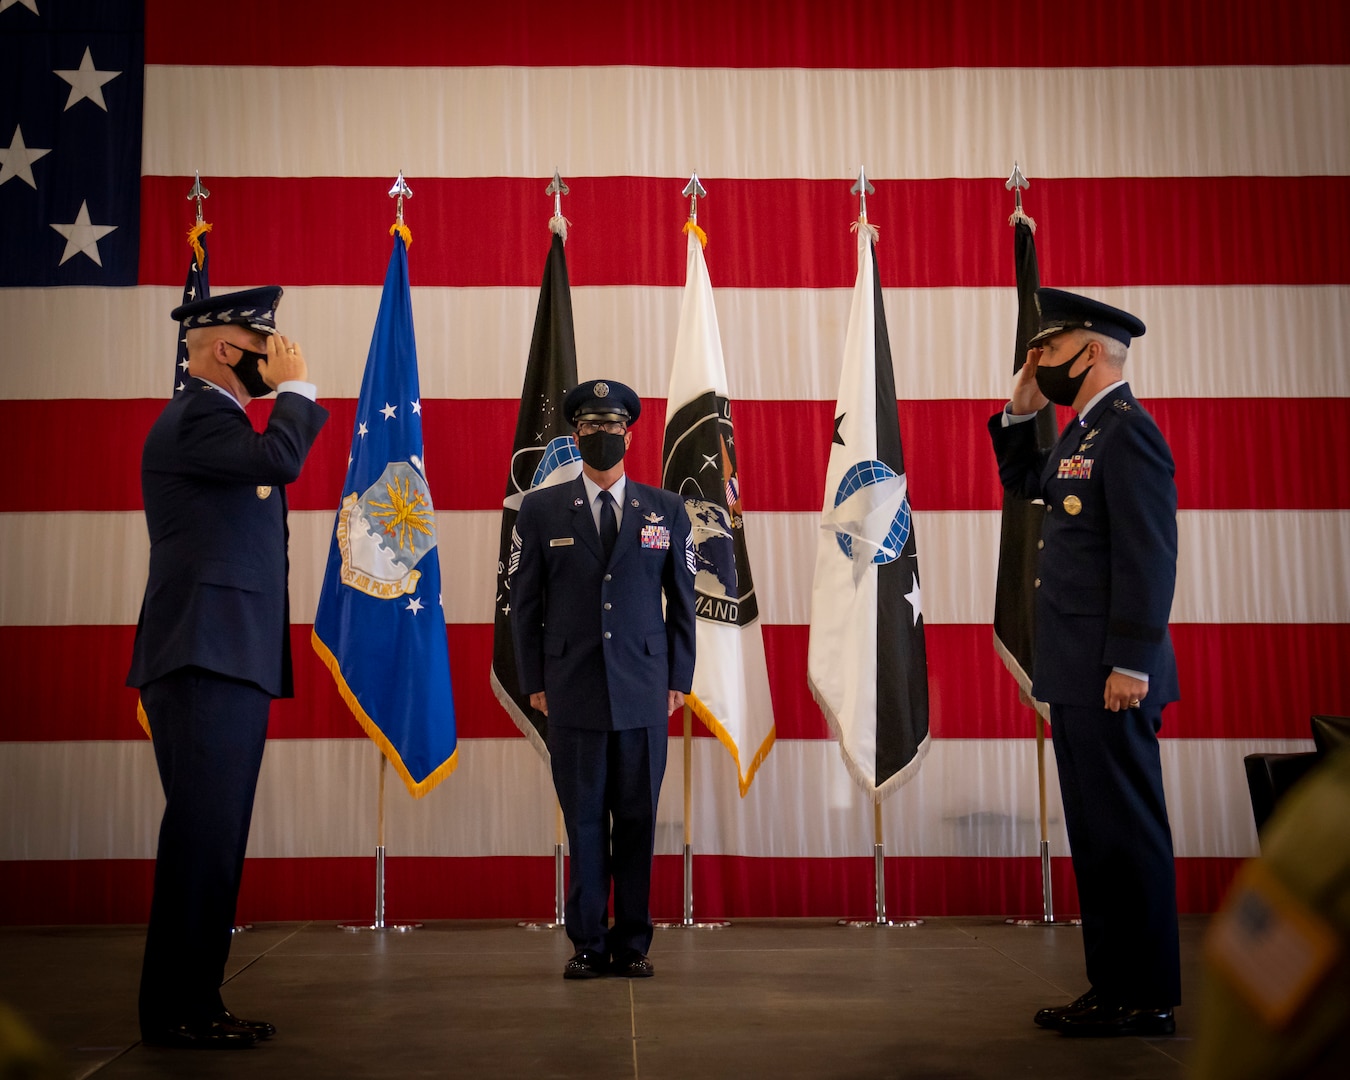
[336,460,438,599]
[832,459,911,564]
[685,500,738,598]
[530,435,583,489]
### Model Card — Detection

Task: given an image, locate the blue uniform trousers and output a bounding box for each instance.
[138,667,270,1031]
[548,725,667,958]
[1050,702,1182,1006]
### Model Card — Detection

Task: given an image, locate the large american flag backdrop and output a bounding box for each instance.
[2,0,1347,923]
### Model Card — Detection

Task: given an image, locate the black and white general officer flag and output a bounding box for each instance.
[807,221,930,799]
[490,226,579,757]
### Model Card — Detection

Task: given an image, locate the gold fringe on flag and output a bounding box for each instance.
[682,220,708,248]
[186,221,212,269]
[390,221,412,249]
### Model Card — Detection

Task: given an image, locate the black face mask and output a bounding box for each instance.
[1034,343,1091,407]
[222,341,273,399]
[577,431,627,471]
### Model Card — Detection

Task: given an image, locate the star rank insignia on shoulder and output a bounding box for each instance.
[1112,399,1133,412]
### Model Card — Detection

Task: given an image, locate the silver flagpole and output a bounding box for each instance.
[655,173,728,933]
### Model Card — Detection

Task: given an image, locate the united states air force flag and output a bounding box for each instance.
[662,224,775,796]
[807,222,930,799]
[312,231,458,797]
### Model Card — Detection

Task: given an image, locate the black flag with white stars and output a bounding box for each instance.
[173,230,208,394]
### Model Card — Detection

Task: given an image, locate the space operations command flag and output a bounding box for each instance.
[312,231,458,797]
[807,222,930,799]
[662,223,775,796]
[490,228,579,757]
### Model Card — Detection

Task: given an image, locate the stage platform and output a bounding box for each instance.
[1,916,1206,1078]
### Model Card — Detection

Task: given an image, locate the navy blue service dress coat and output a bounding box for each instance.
[989,382,1183,1008]
[511,475,696,959]
[128,378,327,1033]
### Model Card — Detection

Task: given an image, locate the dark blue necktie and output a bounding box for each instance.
[598,489,618,560]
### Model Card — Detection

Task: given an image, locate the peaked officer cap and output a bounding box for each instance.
[1029,287,1146,347]
[170,285,284,335]
[564,379,641,425]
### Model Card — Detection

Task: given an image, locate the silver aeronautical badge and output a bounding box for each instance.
[644,512,664,523]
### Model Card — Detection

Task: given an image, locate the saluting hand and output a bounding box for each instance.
[1010,346,1050,416]
[259,333,309,389]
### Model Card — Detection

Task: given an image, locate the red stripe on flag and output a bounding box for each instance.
[144,0,1348,67]
[8,623,1344,743]
[23,397,1350,513]
[138,177,1350,289]
[0,853,1244,925]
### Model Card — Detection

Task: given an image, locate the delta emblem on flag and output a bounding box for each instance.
[312,230,457,797]
[807,220,930,799]
[662,221,775,796]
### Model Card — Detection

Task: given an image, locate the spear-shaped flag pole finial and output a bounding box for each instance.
[682,171,707,223]
[1006,161,1035,230]
[546,169,571,241]
[187,170,209,225]
[389,170,413,225]
[851,166,876,222]
[850,166,879,241]
[681,171,709,247]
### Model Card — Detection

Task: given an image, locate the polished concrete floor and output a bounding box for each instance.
[0,916,1205,1079]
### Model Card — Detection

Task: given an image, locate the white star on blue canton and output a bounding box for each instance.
[406,597,423,614]
[50,200,117,266]
[0,125,51,189]
[54,46,121,112]
[410,399,422,415]
[357,421,369,438]
[380,403,397,420]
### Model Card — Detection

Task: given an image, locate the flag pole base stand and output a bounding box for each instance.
[1004,917,1081,927]
[1004,841,1080,926]
[338,922,422,933]
[837,918,923,929]
[654,921,731,930]
[229,924,253,935]
[519,843,567,930]
[337,846,421,931]
[654,844,730,929]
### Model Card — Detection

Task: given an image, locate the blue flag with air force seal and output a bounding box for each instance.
[312,233,458,797]
[807,223,930,799]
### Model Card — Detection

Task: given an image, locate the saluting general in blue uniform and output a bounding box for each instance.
[127,286,328,1050]
[511,379,697,980]
[988,288,1182,1038]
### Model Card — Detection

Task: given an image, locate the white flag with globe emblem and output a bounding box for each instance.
[808,222,930,799]
[662,224,776,796]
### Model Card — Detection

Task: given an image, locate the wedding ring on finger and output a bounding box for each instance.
[1129,698,1141,707]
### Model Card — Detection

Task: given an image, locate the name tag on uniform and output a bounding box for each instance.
[549,537,574,547]
[1057,454,1093,479]
[641,525,671,550]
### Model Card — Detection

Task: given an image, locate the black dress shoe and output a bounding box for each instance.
[1057,1003,1176,1037]
[1033,988,1102,1030]
[217,1010,276,1039]
[142,1020,259,1049]
[610,951,655,978]
[563,950,608,980]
